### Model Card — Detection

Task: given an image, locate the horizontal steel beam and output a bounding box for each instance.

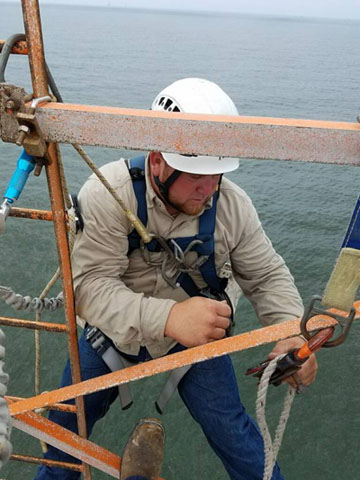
[10,303,360,417]
[33,103,360,165]
[9,207,53,221]
[10,453,83,472]
[0,316,66,332]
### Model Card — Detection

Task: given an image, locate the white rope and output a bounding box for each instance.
[256,355,296,480]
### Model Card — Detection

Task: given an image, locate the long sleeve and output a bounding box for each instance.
[71,161,177,355]
[216,179,304,326]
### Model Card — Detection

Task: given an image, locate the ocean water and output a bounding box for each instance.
[1,3,360,479]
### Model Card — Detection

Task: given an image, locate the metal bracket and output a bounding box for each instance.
[300,295,356,347]
[0,84,50,160]
[0,83,28,143]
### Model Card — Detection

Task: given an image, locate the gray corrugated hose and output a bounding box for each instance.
[0,286,63,313]
[0,329,12,469]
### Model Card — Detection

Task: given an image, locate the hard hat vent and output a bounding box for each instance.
[155,96,181,112]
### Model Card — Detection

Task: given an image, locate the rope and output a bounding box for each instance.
[256,355,296,480]
[72,143,152,244]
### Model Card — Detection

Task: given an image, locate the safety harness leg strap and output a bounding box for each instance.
[155,365,192,414]
[86,325,192,412]
[86,326,133,410]
[101,347,133,410]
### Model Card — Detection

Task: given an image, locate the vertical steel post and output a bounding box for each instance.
[20,1,91,478]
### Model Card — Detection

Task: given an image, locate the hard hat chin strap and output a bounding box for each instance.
[154,171,224,211]
[154,169,182,208]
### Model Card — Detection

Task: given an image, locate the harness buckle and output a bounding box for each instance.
[85,325,108,355]
[300,295,356,347]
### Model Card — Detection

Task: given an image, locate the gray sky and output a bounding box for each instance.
[2,0,360,20]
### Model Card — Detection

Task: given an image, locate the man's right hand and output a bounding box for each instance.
[164,297,231,347]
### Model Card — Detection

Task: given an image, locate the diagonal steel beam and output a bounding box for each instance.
[13,410,120,477]
[9,303,360,417]
[31,103,360,166]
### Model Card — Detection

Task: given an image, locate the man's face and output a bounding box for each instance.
[162,163,220,215]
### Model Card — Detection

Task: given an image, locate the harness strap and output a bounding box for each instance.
[85,325,190,413]
[85,326,133,410]
[155,365,192,414]
[127,156,227,295]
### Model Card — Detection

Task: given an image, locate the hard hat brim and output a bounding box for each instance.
[161,152,239,175]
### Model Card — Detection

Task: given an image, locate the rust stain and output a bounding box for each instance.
[9,207,53,221]
[0,39,28,55]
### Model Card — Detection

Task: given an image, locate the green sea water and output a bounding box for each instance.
[0,3,360,479]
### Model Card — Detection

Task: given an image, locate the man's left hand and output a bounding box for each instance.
[268,336,318,389]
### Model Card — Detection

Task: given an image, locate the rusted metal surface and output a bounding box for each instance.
[13,410,121,478]
[21,1,90,476]
[21,0,48,99]
[10,301,360,417]
[0,316,66,332]
[0,83,27,143]
[0,39,28,55]
[9,207,53,221]
[11,453,83,471]
[6,396,76,413]
[31,103,360,165]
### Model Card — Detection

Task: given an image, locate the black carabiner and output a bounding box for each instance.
[0,33,63,103]
[0,33,26,83]
[300,295,356,348]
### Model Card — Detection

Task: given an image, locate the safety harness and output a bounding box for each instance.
[127,155,229,297]
[87,154,234,412]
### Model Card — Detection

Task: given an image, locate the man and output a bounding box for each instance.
[35,78,317,479]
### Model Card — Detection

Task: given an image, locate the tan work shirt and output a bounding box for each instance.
[72,157,303,357]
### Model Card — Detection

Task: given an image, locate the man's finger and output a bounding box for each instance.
[210,327,227,340]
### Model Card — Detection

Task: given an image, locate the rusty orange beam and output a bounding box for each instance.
[12,410,121,477]
[6,396,76,413]
[0,39,28,55]
[0,316,66,332]
[28,102,360,166]
[10,303,360,417]
[9,207,53,221]
[11,453,83,471]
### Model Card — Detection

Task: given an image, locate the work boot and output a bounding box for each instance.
[120,418,165,480]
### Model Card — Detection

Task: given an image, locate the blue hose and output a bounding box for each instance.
[4,149,36,203]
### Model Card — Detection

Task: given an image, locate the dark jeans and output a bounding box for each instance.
[35,330,284,480]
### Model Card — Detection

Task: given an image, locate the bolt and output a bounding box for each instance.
[5,100,15,112]
[16,125,30,146]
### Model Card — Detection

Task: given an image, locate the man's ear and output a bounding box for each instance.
[149,151,164,176]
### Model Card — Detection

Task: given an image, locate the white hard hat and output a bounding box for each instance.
[151,78,239,174]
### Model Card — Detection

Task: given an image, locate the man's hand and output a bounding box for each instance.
[268,336,318,389]
[165,297,231,347]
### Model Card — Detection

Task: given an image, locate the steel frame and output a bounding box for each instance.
[0,0,359,477]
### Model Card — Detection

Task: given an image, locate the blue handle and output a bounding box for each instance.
[4,149,36,203]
